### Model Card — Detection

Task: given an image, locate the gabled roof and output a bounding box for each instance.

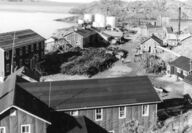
[0,72,51,124]
[0,29,45,50]
[75,29,97,38]
[19,76,161,111]
[48,112,107,133]
[142,35,163,46]
[169,56,191,71]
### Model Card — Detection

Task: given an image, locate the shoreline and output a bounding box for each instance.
[0,1,81,14]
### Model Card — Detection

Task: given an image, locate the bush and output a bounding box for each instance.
[60,48,118,76]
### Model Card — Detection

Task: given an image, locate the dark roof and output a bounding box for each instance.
[146,24,162,29]
[0,72,51,123]
[142,35,163,46]
[184,74,192,85]
[48,112,108,133]
[0,29,45,50]
[75,29,97,38]
[170,56,191,71]
[151,35,163,45]
[19,76,161,111]
[166,27,174,33]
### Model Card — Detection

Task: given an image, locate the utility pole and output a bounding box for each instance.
[11,32,15,74]
[178,7,181,35]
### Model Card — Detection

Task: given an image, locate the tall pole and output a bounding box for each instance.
[178,7,181,35]
[11,32,15,74]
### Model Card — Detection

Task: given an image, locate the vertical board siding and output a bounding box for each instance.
[67,104,157,133]
[0,109,47,133]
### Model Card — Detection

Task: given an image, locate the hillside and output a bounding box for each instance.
[69,0,192,20]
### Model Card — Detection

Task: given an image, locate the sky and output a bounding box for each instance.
[47,0,187,3]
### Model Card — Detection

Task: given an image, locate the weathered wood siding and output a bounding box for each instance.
[0,109,47,133]
[66,104,157,133]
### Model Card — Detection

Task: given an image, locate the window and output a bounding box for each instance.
[25,46,28,54]
[31,44,34,52]
[35,55,39,62]
[19,59,23,67]
[142,105,149,117]
[95,108,103,121]
[184,71,188,77]
[70,110,79,116]
[177,68,181,73]
[0,127,5,133]
[6,64,10,73]
[5,51,9,60]
[21,124,30,133]
[41,42,44,50]
[36,43,39,50]
[25,59,29,65]
[119,106,126,119]
[19,48,23,56]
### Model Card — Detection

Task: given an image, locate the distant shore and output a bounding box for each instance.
[0,1,82,13]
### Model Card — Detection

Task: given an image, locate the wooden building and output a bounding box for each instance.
[0,29,45,81]
[167,56,192,79]
[183,75,192,97]
[19,76,161,133]
[64,28,104,48]
[141,34,164,54]
[0,73,51,133]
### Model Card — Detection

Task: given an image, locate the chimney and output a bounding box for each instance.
[178,7,181,35]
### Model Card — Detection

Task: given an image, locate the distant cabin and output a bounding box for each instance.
[167,56,192,79]
[64,28,105,49]
[141,35,164,54]
[19,76,161,133]
[0,29,45,81]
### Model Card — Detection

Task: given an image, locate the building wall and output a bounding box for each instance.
[4,41,45,77]
[0,48,5,81]
[141,39,163,54]
[65,33,83,48]
[65,104,157,133]
[168,65,189,79]
[0,109,47,133]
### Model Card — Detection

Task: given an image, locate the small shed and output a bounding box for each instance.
[167,56,192,79]
[141,34,164,54]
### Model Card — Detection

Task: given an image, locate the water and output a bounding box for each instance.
[0,11,75,38]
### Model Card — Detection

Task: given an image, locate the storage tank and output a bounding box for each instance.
[94,13,106,27]
[106,16,116,28]
[78,19,84,25]
[84,14,93,23]
[161,17,170,26]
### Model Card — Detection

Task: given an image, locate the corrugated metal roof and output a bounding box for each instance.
[0,29,45,50]
[170,56,191,71]
[19,76,161,110]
